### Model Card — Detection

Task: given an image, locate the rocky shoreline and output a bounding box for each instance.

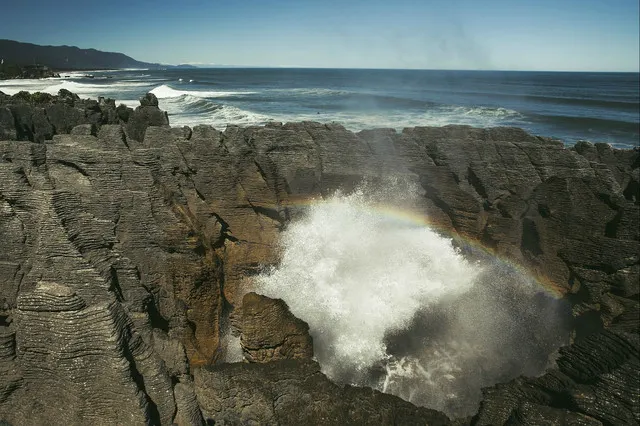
[0,64,60,80]
[0,90,638,425]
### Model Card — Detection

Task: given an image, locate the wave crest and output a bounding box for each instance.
[150,84,255,99]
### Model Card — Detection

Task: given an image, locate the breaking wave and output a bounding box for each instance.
[161,101,271,128]
[0,79,149,97]
[149,84,255,99]
[163,94,222,114]
[259,105,523,132]
[255,180,570,418]
[41,81,132,95]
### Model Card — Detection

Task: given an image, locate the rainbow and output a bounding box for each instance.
[281,197,567,299]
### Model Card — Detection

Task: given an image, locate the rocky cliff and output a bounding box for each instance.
[0,92,637,425]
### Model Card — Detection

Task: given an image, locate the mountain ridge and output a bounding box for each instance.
[0,39,160,70]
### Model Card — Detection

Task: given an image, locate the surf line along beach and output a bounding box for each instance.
[1,68,638,148]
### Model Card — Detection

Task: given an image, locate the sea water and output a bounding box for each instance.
[1,68,638,148]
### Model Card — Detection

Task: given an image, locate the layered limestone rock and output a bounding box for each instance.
[0,320,20,407]
[194,359,451,425]
[0,92,637,425]
[240,292,314,363]
[360,126,639,333]
[10,282,152,425]
[474,329,639,425]
[0,90,168,143]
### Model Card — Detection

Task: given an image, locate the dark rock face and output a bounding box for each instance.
[474,329,639,425]
[13,282,158,425]
[194,359,450,425]
[140,92,160,107]
[124,102,169,143]
[0,90,168,143]
[0,92,637,425]
[0,63,59,80]
[240,292,314,363]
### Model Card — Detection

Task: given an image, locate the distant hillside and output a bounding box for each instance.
[0,39,159,70]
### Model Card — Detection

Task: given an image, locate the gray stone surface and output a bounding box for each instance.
[240,292,314,363]
[0,93,637,425]
[0,89,167,143]
[194,359,451,425]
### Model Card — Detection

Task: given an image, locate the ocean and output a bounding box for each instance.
[1,68,638,148]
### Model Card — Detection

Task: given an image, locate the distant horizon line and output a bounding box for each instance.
[2,40,636,73]
[166,65,640,73]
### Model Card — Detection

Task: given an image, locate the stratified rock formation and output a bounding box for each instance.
[240,292,314,363]
[194,360,450,425]
[0,92,637,425]
[0,90,168,143]
[13,282,160,424]
[474,329,639,425]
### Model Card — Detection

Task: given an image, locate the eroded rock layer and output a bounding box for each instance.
[0,93,637,425]
[240,292,314,363]
[194,359,450,425]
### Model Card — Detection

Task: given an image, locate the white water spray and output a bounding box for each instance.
[255,180,570,417]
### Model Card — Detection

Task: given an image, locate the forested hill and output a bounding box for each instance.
[0,39,158,70]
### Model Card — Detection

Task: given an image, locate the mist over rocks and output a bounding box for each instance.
[0,91,637,425]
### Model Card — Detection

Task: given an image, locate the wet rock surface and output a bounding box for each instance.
[0,93,637,425]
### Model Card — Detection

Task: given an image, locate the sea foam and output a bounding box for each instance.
[150,84,254,99]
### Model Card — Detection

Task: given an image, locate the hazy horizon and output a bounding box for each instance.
[2,0,639,72]
[169,66,640,73]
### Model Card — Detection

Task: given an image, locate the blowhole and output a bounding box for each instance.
[254,181,572,418]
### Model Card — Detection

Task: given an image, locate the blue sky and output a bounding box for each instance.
[2,0,638,71]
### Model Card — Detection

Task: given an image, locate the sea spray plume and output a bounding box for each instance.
[258,179,481,379]
[255,180,477,370]
[255,178,571,417]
